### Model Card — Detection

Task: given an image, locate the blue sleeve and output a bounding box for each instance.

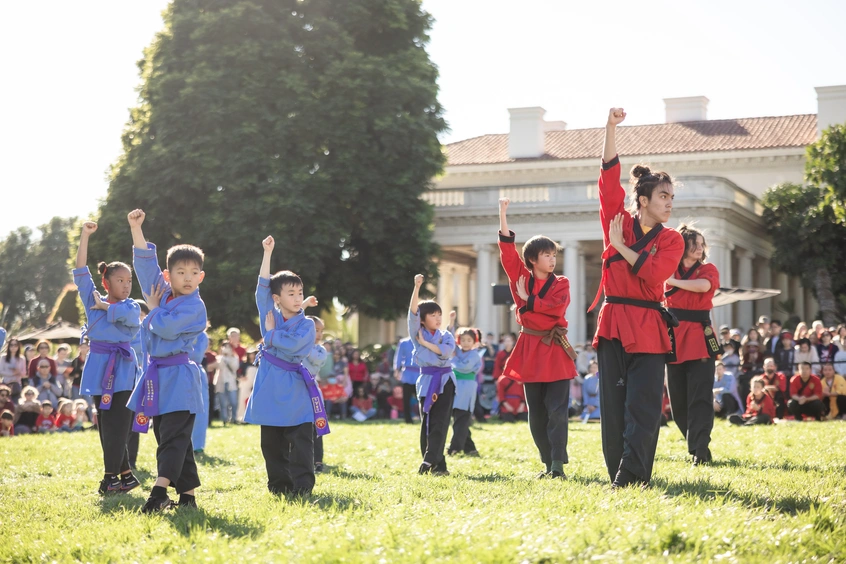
[191,332,209,364]
[133,243,167,296]
[256,276,274,336]
[468,351,483,374]
[72,267,97,317]
[107,299,141,328]
[312,346,329,371]
[407,310,421,344]
[266,319,315,354]
[394,341,405,371]
[0,328,5,351]
[437,330,455,359]
[144,301,207,340]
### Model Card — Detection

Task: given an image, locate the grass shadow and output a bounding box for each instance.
[650,476,815,515]
[97,495,146,513]
[304,491,366,511]
[194,452,234,467]
[164,506,265,539]
[705,457,844,475]
[325,467,377,481]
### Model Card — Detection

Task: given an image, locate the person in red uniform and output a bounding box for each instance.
[729,376,775,426]
[497,374,528,423]
[664,225,720,465]
[590,108,685,489]
[788,362,825,421]
[760,358,788,418]
[498,197,579,479]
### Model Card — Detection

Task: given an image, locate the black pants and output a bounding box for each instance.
[127,431,140,468]
[152,411,200,493]
[500,412,528,423]
[419,380,456,469]
[730,413,772,426]
[93,391,133,475]
[449,408,476,453]
[314,428,324,463]
[523,379,571,466]
[402,383,417,423]
[261,423,314,494]
[787,399,825,421]
[598,338,666,482]
[666,358,715,457]
[714,394,740,418]
[208,381,216,426]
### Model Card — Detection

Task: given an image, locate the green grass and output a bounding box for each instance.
[2,418,846,563]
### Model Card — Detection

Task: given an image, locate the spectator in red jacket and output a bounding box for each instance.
[27,340,57,380]
[729,377,775,425]
[492,334,516,379]
[348,349,369,398]
[788,362,825,421]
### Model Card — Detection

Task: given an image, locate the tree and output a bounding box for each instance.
[806,123,846,222]
[89,0,446,337]
[760,183,846,326]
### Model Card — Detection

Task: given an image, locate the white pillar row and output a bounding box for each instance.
[708,241,732,330]
[806,289,820,323]
[577,247,588,346]
[790,276,805,323]
[755,258,773,320]
[490,246,503,338]
[457,267,470,328]
[562,241,584,348]
[737,250,755,331]
[473,244,493,334]
[437,264,454,315]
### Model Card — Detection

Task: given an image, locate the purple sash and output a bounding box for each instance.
[89,341,133,411]
[420,365,453,414]
[132,353,190,433]
[256,345,331,437]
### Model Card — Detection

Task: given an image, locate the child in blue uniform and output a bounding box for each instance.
[127,209,207,513]
[73,221,141,495]
[245,236,327,496]
[394,336,419,423]
[303,316,329,472]
[408,274,456,476]
[448,322,483,457]
[127,300,149,470]
[190,331,210,453]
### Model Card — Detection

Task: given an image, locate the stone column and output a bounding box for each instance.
[790,276,805,323]
[755,257,772,320]
[737,250,755,330]
[457,267,470,328]
[474,244,494,335]
[708,241,732,329]
[563,241,583,347]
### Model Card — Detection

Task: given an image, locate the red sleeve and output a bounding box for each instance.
[761,394,776,418]
[744,393,754,415]
[498,231,531,309]
[524,276,570,319]
[496,377,506,402]
[777,373,787,394]
[493,351,507,379]
[28,358,37,379]
[698,263,720,294]
[789,375,799,397]
[599,156,626,247]
[631,230,686,287]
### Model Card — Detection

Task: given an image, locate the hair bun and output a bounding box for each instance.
[97,262,108,275]
[630,164,652,179]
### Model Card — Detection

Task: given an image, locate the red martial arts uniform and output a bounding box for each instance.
[497,375,527,415]
[498,231,578,383]
[744,392,775,420]
[665,263,719,363]
[789,374,823,399]
[590,158,684,353]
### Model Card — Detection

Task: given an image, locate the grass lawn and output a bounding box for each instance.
[2,418,845,563]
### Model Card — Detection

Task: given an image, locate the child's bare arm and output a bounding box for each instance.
[260,236,274,279]
[409,274,423,315]
[127,209,147,249]
[76,222,97,269]
[499,197,510,235]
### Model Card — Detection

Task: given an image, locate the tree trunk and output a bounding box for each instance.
[814,266,839,327]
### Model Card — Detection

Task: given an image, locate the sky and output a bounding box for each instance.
[2,0,845,236]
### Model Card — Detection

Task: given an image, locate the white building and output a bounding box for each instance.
[359,86,846,347]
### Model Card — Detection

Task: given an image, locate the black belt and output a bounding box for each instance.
[668,308,711,325]
[605,296,678,361]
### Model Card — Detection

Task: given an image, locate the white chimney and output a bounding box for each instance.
[815,85,846,136]
[508,107,546,159]
[544,120,568,132]
[663,96,709,123]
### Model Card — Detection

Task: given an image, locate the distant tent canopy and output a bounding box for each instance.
[17,320,83,344]
[712,287,781,308]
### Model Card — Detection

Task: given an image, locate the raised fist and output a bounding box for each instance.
[607,108,626,126]
[81,222,98,235]
[414,274,424,287]
[127,209,146,227]
[262,236,275,252]
[499,197,510,211]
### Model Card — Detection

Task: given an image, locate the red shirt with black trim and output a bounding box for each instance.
[789,374,822,398]
[744,391,775,419]
[498,231,578,383]
[665,262,720,363]
[591,156,685,354]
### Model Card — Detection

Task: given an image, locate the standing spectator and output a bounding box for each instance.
[756,315,771,340]
[331,350,351,419]
[713,362,742,418]
[820,362,846,419]
[32,360,62,408]
[740,329,761,364]
[23,345,36,376]
[68,342,89,400]
[27,340,57,381]
[348,349,368,398]
[729,377,775,426]
[763,319,783,357]
[215,343,240,426]
[0,337,26,400]
[794,339,820,374]
[794,322,809,342]
[394,336,419,424]
[14,386,41,434]
[482,333,497,375]
[788,362,825,421]
[493,334,516,379]
[720,342,740,376]
[773,331,795,374]
[816,331,838,365]
[811,320,825,340]
[581,361,600,422]
[760,358,788,419]
[238,349,258,423]
[226,327,247,377]
[54,344,74,396]
[203,345,219,426]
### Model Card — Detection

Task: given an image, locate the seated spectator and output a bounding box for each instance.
[575,343,596,376]
[736,359,764,403]
[811,320,825,340]
[0,410,14,437]
[729,377,775,426]
[27,340,57,381]
[0,384,15,415]
[788,362,825,421]
[54,399,75,432]
[69,342,88,400]
[760,358,788,419]
[581,362,600,422]
[720,342,740,376]
[73,399,89,431]
[835,341,846,377]
[713,362,741,418]
[660,384,672,426]
[740,342,764,374]
[816,331,839,365]
[387,385,404,419]
[794,339,820,374]
[569,370,584,418]
[0,337,26,400]
[319,373,348,420]
[718,325,731,347]
[14,386,40,434]
[31,360,62,408]
[820,362,846,420]
[773,331,795,374]
[497,374,527,422]
[794,322,809,342]
[834,324,846,349]
[351,386,376,421]
[35,401,57,433]
[54,344,73,396]
[493,334,516,379]
[372,373,393,419]
[215,342,240,426]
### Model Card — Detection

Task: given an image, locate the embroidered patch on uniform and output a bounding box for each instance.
[135,413,149,426]
[315,417,327,429]
[101,394,112,405]
[649,245,657,256]
[617,378,625,387]
[312,397,322,413]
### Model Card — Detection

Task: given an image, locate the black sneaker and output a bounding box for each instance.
[141,495,175,514]
[314,462,324,473]
[692,448,712,466]
[447,449,459,456]
[120,473,140,493]
[612,467,646,490]
[465,450,481,458]
[178,494,198,508]
[98,475,122,495]
[548,470,567,480]
[418,463,432,475]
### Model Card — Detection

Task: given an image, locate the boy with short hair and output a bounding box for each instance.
[36,401,57,432]
[245,236,326,496]
[127,209,207,513]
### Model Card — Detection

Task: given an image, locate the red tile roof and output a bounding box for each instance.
[445,114,817,166]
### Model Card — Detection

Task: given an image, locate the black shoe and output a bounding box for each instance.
[314,462,324,473]
[692,449,712,466]
[289,488,313,498]
[465,450,481,458]
[418,463,432,475]
[178,494,198,508]
[548,470,567,480]
[141,495,175,514]
[612,467,646,490]
[447,449,459,456]
[98,475,122,495]
[536,471,551,479]
[120,473,140,493]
